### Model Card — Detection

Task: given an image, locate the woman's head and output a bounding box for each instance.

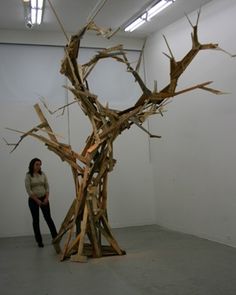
[28,158,42,176]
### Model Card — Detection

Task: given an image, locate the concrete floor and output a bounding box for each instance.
[1,225,236,295]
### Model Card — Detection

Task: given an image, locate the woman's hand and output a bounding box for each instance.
[31,195,42,206]
[42,192,49,205]
[34,197,43,206]
[37,199,43,206]
[42,197,49,205]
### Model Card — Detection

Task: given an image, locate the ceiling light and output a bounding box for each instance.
[124,0,175,32]
[23,0,45,28]
[23,0,32,28]
[125,18,146,32]
[37,9,43,24]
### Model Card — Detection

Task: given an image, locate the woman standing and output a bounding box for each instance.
[25,158,58,248]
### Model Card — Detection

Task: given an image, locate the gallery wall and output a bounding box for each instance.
[145,0,236,247]
[0,40,155,237]
[2,0,236,248]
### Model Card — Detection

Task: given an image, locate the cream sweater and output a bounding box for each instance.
[25,172,49,198]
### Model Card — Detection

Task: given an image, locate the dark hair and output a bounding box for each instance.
[28,158,42,177]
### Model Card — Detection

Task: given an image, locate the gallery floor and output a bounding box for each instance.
[1,225,236,295]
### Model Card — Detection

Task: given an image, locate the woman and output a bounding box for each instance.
[25,158,58,248]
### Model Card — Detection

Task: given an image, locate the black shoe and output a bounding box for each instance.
[38,242,44,248]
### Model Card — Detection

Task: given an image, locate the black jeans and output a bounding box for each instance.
[28,196,58,244]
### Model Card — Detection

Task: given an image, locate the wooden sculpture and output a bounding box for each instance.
[6,7,235,262]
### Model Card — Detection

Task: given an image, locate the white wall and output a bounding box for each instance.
[145,0,236,247]
[3,0,236,248]
[0,29,144,51]
[0,41,155,237]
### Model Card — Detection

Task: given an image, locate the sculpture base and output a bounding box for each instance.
[66,244,126,262]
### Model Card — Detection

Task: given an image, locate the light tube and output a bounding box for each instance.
[31,0,37,8]
[37,9,43,24]
[29,0,44,25]
[147,0,172,20]
[31,8,37,24]
[125,18,145,32]
[125,0,175,32]
[38,0,44,9]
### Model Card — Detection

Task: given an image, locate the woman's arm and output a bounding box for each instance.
[43,173,50,204]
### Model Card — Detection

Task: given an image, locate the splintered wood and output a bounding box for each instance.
[6,10,235,262]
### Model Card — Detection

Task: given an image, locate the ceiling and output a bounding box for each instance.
[0,0,213,38]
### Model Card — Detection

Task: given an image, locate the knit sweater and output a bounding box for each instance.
[25,172,49,198]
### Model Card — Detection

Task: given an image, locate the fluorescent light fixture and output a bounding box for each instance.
[23,0,44,28]
[125,0,175,32]
[31,0,37,8]
[37,9,43,24]
[31,0,44,25]
[146,0,172,20]
[38,0,44,9]
[23,0,32,28]
[31,8,37,24]
[124,18,146,32]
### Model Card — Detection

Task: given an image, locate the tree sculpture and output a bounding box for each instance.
[6,7,235,262]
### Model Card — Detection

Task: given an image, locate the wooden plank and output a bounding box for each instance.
[86,199,101,257]
[60,225,73,261]
[66,233,81,257]
[56,198,76,242]
[97,223,123,255]
[34,104,58,142]
[70,204,88,262]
